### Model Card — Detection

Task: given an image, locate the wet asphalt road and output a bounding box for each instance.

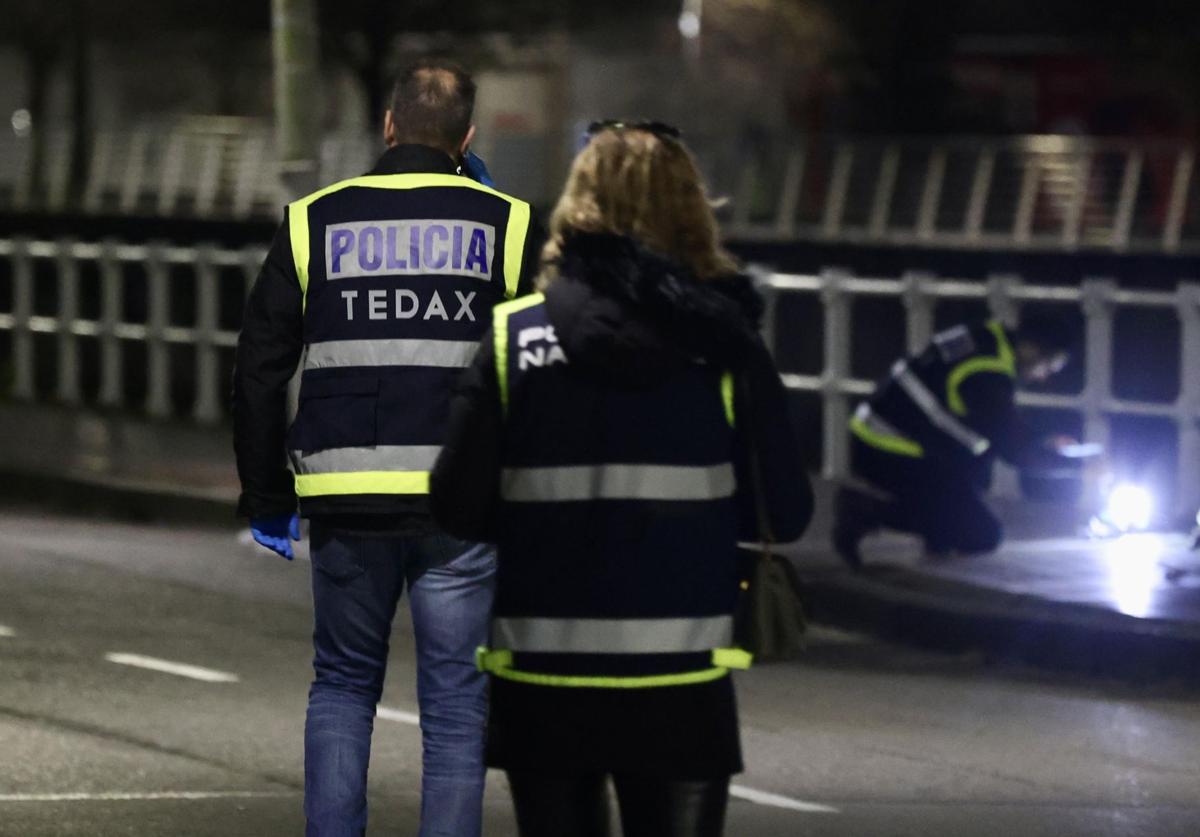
[1,509,1199,837]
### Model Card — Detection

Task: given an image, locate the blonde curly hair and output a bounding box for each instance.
[538,127,738,288]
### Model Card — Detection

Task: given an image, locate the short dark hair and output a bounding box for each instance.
[389,59,476,153]
[1015,311,1075,356]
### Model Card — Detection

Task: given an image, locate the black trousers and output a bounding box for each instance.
[850,437,1003,553]
[506,770,730,837]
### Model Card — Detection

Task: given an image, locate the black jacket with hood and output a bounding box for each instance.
[430,231,812,776]
[431,231,812,546]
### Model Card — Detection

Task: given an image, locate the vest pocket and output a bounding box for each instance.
[288,375,379,453]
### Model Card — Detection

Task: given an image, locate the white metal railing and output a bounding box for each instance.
[726,136,1198,254]
[3,127,1197,254]
[0,238,266,424]
[1,238,1198,515]
[757,269,1200,516]
[0,119,376,222]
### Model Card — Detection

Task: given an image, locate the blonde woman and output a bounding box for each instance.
[430,121,812,836]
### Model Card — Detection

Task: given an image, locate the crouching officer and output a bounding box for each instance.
[833,314,1073,568]
[232,59,541,837]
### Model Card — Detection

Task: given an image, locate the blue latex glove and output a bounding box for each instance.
[462,150,496,188]
[250,513,301,560]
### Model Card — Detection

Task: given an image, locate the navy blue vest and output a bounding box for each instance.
[478,294,752,689]
[285,173,532,505]
[852,320,1016,466]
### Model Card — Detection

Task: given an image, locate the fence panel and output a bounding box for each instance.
[758,268,1200,517]
[1,238,1197,516]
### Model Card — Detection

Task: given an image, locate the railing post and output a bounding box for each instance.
[1079,278,1115,453]
[1175,282,1200,518]
[987,273,1024,500]
[46,129,74,212]
[193,245,221,424]
[145,243,172,418]
[55,239,81,405]
[987,273,1021,327]
[902,270,935,354]
[731,159,758,231]
[821,268,853,480]
[964,146,996,244]
[773,148,805,237]
[867,143,900,239]
[754,269,780,358]
[195,135,224,217]
[119,131,149,214]
[83,131,113,213]
[821,145,854,240]
[916,147,947,241]
[1013,161,1040,245]
[1061,151,1091,248]
[1111,149,1143,250]
[11,237,35,401]
[1163,150,1194,252]
[97,240,124,409]
[158,133,186,216]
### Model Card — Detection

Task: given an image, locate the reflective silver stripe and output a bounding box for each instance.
[892,361,990,455]
[304,339,478,370]
[854,403,913,441]
[492,616,734,654]
[290,445,441,475]
[500,463,735,502]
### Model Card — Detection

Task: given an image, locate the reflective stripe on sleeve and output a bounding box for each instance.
[304,339,478,370]
[848,403,924,458]
[290,445,441,475]
[892,361,991,455]
[500,463,736,502]
[720,371,735,427]
[492,615,735,654]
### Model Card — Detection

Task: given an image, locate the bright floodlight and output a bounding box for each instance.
[1104,483,1154,532]
[678,11,701,39]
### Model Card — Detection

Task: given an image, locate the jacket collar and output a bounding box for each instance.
[368,144,460,176]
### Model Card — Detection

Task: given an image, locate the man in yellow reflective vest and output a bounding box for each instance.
[232,59,541,837]
[833,315,1074,569]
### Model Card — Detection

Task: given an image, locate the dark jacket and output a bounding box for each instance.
[863,321,1060,483]
[430,231,813,778]
[232,144,543,531]
[431,231,813,546]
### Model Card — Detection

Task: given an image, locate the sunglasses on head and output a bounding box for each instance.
[578,120,683,150]
[586,120,682,139]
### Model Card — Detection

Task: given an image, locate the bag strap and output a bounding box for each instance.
[737,373,775,557]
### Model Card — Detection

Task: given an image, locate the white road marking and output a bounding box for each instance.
[104,653,240,684]
[0,625,14,638]
[729,784,839,813]
[0,791,293,803]
[376,705,421,726]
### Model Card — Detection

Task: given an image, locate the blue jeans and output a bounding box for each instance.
[304,524,496,837]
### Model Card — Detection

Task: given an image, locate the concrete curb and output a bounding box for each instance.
[1,468,237,529]
[797,565,1200,682]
